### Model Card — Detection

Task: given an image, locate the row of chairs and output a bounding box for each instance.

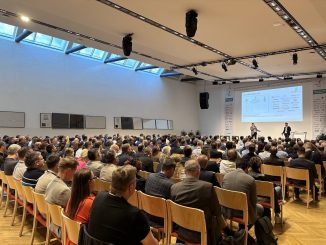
[0,171,81,245]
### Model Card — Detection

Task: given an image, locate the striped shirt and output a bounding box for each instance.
[22,168,45,188]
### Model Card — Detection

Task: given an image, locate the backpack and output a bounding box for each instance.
[255,216,278,245]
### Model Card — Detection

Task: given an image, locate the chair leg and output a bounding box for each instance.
[11,194,18,225]
[244,226,248,245]
[19,205,27,237]
[30,213,37,245]
[280,205,283,230]
[45,215,50,245]
[0,184,5,208]
[3,189,10,217]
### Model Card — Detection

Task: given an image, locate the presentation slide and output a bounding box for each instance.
[241,86,303,122]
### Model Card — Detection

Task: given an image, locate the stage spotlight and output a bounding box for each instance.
[226,59,236,66]
[221,81,226,84]
[316,74,322,78]
[122,34,133,56]
[222,63,227,72]
[259,78,264,82]
[192,67,198,75]
[252,59,258,69]
[185,10,198,37]
[292,53,298,65]
[212,81,218,85]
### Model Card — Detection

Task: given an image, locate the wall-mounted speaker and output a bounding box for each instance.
[200,92,209,109]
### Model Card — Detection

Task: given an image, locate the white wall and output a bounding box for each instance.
[0,38,199,136]
[197,78,326,139]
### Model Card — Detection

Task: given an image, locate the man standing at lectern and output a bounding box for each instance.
[282,122,291,139]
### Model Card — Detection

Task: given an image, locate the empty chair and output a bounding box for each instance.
[285,167,314,208]
[261,164,285,201]
[166,199,207,245]
[61,210,81,245]
[214,187,248,245]
[138,191,168,243]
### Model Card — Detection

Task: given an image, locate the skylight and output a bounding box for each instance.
[0,22,17,38]
[139,62,163,75]
[23,31,67,50]
[72,43,107,60]
[109,53,139,68]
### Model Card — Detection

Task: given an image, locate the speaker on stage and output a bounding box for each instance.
[200,92,209,109]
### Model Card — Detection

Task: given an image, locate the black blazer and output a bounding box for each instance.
[282,126,291,135]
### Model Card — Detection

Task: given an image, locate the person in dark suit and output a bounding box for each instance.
[263,147,284,181]
[282,122,291,139]
[288,146,319,200]
[180,145,192,165]
[198,155,220,187]
[139,147,154,173]
[117,143,134,166]
[170,160,227,245]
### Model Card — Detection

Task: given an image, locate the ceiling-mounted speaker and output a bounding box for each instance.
[200,92,209,109]
[185,10,198,37]
[122,34,133,56]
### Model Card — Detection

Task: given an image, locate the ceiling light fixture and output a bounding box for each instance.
[222,63,228,72]
[192,67,198,75]
[316,74,322,78]
[252,59,258,69]
[185,10,198,38]
[292,53,298,65]
[122,33,133,56]
[20,15,30,22]
[226,59,237,66]
[259,78,264,82]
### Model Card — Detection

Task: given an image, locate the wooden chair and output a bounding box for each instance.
[47,203,64,244]
[138,170,150,180]
[128,191,139,208]
[21,185,35,237]
[61,210,81,245]
[153,162,159,173]
[261,164,285,201]
[215,173,224,186]
[170,177,182,184]
[0,170,8,208]
[285,167,314,208]
[92,178,111,192]
[255,180,283,228]
[214,187,248,245]
[315,164,323,197]
[3,175,17,218]
[32,191,50,245]
[138,191,168,244]
[5,175,23,225]
[166,200,206,245]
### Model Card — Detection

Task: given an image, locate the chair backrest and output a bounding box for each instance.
[215,173,224,186]
[0,171,8,184]
[138,191,166,218]
[61,210,81,244]
[167,200,207,245]
[13,178,24,198]
[128,191,139,208]
[22,185,34,204]
[315,164,322,180]
[170,177,182,184]
[32,191,48,216]
[47,203,63,227]
[153,162,159,172]
[214,187,248,226]
[138,170,150,180]
[261,164,283,178]
[255,180,275,209]
[6,175,17,191]
[93,179,111,192]
[323,161,326,171]
[285,167,309,189]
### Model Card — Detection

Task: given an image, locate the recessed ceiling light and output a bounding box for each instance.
[294,26,299,29]
[283,15,289,19]
[275,7,281,11]
[139,16,145,20]
[303,35,307,38]
[174,31,178,35]
[190,39,195,42]
[179,34,184,37]
[20,15,30,22]
[273,22,282,27]
[161,26,166,30]
[114,5,120,9]
[76,33,80,36]
[90,37,95,40]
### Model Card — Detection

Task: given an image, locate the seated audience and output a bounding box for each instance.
[65,168,95,245]
[192,140,203,156]
[151,146,161,163]
[22,152,45,187]
[219,149,237,174]
[100,150,118,182]
[139,147,154,172]
[276,145,288,159]
[125,158,146,192]
[88,165,158,245]
[198,154,220,187]
[86,148,103,177]
[241,143,257,165]
[180,145,192,165]
[76,149,88,170]
[258,144,271,160]
[13,147,28,180]
[3,144,21,175]
[117,143,134,166]
[0,141,7,169]
[35,154,60,194]
[145,157,176,199]
[45,157,78,208]
[64,147,75,158]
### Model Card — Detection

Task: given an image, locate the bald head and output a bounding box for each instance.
[197,155,208,169]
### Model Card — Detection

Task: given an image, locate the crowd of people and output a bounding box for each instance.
[0,132,325,245]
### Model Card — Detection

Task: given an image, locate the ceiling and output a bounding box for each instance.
[0,0,325,82]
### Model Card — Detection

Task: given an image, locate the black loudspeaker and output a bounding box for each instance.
[200,92,209,109]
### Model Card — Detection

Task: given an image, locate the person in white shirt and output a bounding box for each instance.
[276,145,288,159]
[192,140,203,157]
[220,149,237,174]
[13,147,28,180]
[258,144,271,160]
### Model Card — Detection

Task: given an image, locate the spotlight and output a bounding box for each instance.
[122,34,133,56]
[221,81,226,84]
[212,81,218,85]
[232,81,240,84]
[317,74,322,78]
[185,10,198,37]
[226,59,237,66]
[252,59,258,69]
[192,67,198,75]
[292,53,298,65]
[20,15,30,22]
[259,78,264,82]
[222,63,228,72]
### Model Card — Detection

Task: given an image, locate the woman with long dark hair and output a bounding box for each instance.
[65,168,95,245]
